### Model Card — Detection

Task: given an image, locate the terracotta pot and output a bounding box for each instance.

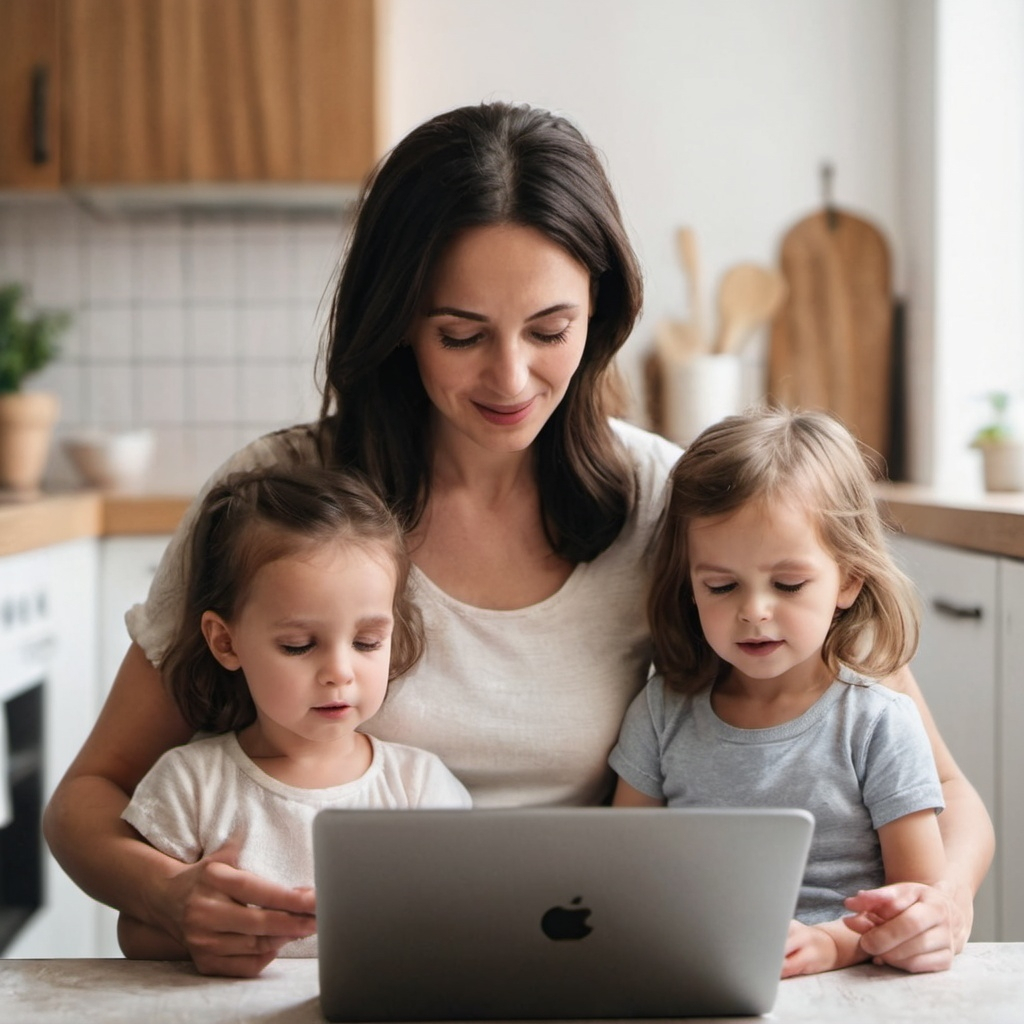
[0,391,61,491]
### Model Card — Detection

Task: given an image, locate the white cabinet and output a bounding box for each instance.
[3,539,99,958]
[998,559,1024,941]
[890,535,1024,941]
[93,534,171,957]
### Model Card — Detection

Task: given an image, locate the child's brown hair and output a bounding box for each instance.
[160,466,424,732]
[649,407,919,694]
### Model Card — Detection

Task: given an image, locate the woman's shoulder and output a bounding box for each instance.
[608,418,682,527]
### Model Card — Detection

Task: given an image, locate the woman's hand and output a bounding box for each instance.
[160,841,317,977]
[842,879,968,974]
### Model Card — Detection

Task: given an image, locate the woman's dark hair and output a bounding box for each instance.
[317,102,642,561]
[161,466,424,734]
[649,408,920,695]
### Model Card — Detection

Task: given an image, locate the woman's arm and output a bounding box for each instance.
[43,643,317,976]
[849,664,995,971]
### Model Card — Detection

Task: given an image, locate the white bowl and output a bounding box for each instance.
[63,429,155,490]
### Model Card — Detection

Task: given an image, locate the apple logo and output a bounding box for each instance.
[540,896,593,940]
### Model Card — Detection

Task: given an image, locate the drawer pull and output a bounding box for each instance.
[932,598,983,620]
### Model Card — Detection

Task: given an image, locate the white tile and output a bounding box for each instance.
[191,426,244,483]
[85,242,135,302]
[138,364,185,425]
[84,305,134,360]
[238,362,299,426]
[54,317,85,361]
[239,304,291,359]
[137,306,185,362]
[35,363,85,426]
[188,305,237,360]
[86,363,135,427]
[289,361,323,423]
[186,238,237,301]
[28,243,82,307]
[189,363,238,425]
[136,241,184,302]
[239,233,291,301]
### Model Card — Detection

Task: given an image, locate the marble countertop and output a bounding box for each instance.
[1,944,1022,1023]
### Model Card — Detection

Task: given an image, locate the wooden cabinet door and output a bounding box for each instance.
[60,0,189,184]
[0,0,61,188]
[186,0,377,183]
[59,0,376,186]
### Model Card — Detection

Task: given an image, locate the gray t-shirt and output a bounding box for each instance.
[609,667,945,923]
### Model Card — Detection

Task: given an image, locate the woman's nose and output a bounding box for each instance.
[486,338,530,397]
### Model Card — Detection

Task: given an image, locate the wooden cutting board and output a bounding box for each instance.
[767,209,893,469]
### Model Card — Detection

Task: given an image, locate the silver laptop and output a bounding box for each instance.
[313,807,813,1021]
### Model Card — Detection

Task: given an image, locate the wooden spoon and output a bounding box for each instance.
[676,227,707,352]
[714,264,788,355]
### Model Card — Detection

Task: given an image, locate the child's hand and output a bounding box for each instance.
[782,919,842,977]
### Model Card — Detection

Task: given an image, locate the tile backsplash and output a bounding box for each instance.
[0,197,351,493]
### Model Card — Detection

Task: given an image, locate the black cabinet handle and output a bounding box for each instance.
[932,598,984,620]
[31,64,50,165]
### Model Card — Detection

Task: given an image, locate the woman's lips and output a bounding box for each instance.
[473,398,535,426]
[737,640,783,657]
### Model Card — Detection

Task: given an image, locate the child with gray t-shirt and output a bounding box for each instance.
[610,409,946,978]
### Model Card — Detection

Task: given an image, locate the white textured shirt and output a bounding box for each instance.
[127,419,681,808]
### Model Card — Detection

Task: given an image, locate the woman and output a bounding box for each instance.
[44,102,992,978]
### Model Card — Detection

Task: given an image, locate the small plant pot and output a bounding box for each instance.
[0,391,60,492]
[978,441,1024,493]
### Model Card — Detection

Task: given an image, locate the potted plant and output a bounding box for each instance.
[970,391,1024,493]
[0,283,70,491]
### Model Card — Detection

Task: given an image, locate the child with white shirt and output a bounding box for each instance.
[119,466,470,961]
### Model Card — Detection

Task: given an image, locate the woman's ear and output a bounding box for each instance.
[201,611,242,671]
[836,574,864,611]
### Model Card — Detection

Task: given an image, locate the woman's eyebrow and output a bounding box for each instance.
[425,302,581,322]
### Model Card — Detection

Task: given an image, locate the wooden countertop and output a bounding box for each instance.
[876,483,1024,560]
[1,945,1021,1023]
[0,490,192,557]
[3,483,1024,561]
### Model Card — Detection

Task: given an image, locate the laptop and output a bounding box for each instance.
[313,806,814,1022]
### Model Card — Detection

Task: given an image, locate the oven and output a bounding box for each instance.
[0,540,101,958]
[0,549,55,955]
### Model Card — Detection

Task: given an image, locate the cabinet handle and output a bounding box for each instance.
[932,598,983,620]
[31,64,50,165]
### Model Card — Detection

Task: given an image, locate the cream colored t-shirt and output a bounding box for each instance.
[126,419,681,808]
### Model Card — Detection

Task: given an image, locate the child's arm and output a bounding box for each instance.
[784,808,947,978]
[118,912,190,960]
[611,777,664,807]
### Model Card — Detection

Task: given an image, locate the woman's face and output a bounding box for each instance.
[408,223,592,457]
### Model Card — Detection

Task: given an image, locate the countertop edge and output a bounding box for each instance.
[0,492,192,557]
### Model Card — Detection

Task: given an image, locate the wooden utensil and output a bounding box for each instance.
[713,263,788,355]
[767,208,892,468]
[676,227,707,351]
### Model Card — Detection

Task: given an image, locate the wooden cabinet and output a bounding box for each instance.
[0,0,378,189]
[0,0,61,188]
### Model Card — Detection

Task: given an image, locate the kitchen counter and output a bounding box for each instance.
[4,482,1024,561]
[1,945,1021,1023]
[876,482,1024,559]
[0,490,191,557]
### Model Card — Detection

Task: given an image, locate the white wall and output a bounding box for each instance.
[382,0,904,422]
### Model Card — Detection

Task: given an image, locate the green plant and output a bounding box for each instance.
[971,391,1017,448]
[0,283,70,395]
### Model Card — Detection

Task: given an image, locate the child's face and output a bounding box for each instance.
[205,539,397,752]
[687,498,862,691]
